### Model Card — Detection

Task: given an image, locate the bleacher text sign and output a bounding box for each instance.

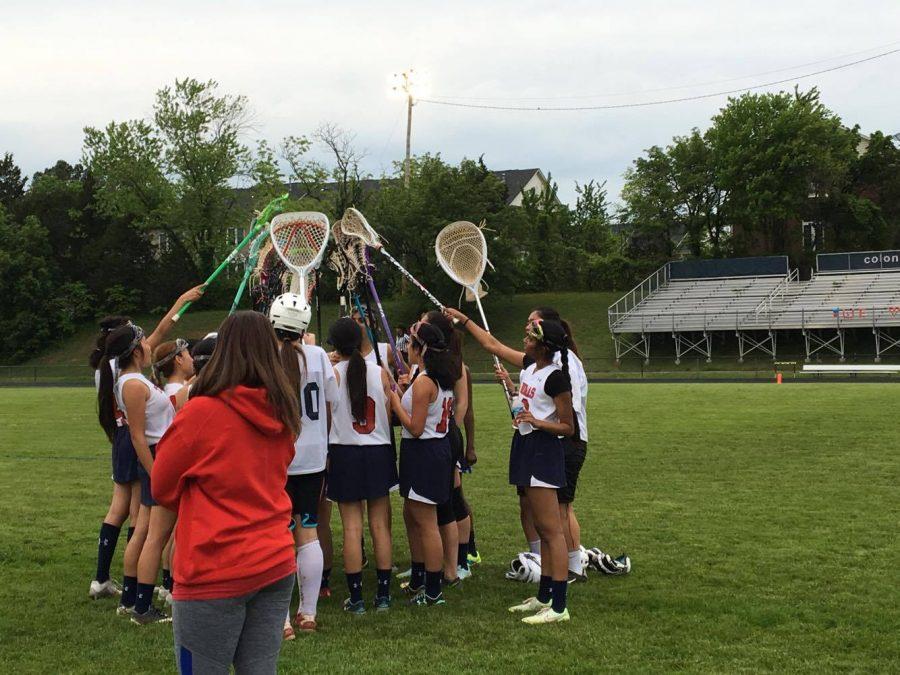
[817,250,900,273]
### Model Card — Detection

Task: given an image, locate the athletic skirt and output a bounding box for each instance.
[327,444,398,503]
[111,425,139,485]
[399,437,453,505]
[509,430,567,489]
[137,444,158,507]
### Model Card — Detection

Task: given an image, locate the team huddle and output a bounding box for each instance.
[85,207,628,673]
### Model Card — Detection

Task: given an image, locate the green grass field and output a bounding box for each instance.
[1,384,897,673]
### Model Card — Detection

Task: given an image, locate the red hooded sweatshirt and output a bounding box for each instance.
[152,385,296,600]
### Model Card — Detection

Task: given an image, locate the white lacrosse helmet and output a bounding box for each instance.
[504,552,542,583]
[269,293,311,335]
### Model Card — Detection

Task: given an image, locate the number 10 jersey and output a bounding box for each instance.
[289,344,339,475]
[329,359,392,447]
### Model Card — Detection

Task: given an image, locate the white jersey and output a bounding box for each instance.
[290,344,338,475]
[330,360,391,446]
[94,369,101,391]
[163,382,185,407]
[363,342,390,367]
[114,373,174,445]
[517,363,566,427]
[555,351,588,443]
[400,371,454,440]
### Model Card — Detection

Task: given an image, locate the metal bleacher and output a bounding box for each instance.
[608,251,900,363]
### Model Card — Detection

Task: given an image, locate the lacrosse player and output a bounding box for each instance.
[326,317,398,614]
[447,308,575,624]
[269,293,337,636]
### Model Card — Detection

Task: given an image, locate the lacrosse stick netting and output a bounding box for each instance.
[268,212,330,301]
[435,220,511,408]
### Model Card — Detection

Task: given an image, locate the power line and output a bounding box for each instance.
[418,47,900,112]
[426,40,900,102]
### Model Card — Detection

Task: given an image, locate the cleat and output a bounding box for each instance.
[396,568,412,579]
[89,579,121,600]
[467,552,482,565]
[457,566,472,580]
[283,618,295,641]
[567,571,588,584]
[130,605,172,626]
[410,590,445,606]
[296,614,317,633]
[374,596,391,612]
[157,588,170,603]
[442,576,460,588]
[399,580,423,595]
[116,604,134,616]
[598,553,631,575]
[342,598,366,615]
[508,597,551,613]
[522,607,570,625]
[318,586,332,599]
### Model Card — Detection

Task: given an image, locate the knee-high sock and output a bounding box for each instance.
[297,540,324,617]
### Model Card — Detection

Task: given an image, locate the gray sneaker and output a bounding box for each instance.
[89,579,122,599]
[130,605,172,626]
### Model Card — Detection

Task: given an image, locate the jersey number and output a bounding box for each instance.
[303,382,320,421]
[352,397,376,435]
[436,398,454,434]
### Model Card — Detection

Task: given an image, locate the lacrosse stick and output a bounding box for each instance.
[268,211,331,304]
[338,209,406,374]
[341,207,445,310]
[173,193,288,321]
[250,237,289,316]
[229,228,268,315]
[435,220,512,409]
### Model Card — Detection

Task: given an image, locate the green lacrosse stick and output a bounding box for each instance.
[229,228,268,315]
[172,193,288,322]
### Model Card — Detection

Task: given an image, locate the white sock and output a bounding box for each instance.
[528,540,541,555]
[297,540,324,617]
[568,549,582,574]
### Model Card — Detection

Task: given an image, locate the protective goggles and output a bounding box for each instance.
[152,338,189,370]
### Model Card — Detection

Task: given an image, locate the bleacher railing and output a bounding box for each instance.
[607,263,670,332]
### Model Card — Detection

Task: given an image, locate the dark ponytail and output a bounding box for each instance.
[89,315,130,370]
[425,311,462,381]
[274,329,307,395]
[97,324,145,442]
[328,317,368,424]
[411,320,455,391]
[534,306,580,357]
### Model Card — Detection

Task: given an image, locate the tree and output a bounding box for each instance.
[0,153,26,211]
[84,78,256,277]
[621,145,679,260]
[708,87,857,256]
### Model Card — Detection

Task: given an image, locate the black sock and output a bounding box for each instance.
[468,528,477,556]
[346,571,363,603]
[457,544,469,571]
[134,582,155,614]
[537,575,552,604]
[121,575,138,608]
[410,561,425,590]
[425,570,442,598]
[321,567,331,589]
[162,569,172,592]
[376,568,391,599]
[95,522,121,584]
[551,579,568,613]
[126,526,136,543]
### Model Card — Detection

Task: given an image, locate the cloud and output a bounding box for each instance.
[1,0,898,204]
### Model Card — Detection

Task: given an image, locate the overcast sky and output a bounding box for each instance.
[2,0,898,205]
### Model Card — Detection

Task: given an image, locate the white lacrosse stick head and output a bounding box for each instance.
[435,221,489,294]
[269,212,330,298]
[341,207,381,248]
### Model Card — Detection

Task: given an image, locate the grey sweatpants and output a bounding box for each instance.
[172,574,294,675]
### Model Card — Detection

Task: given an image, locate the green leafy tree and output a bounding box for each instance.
[0,153,26,211]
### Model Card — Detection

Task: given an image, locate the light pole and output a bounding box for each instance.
[392,69,423,189]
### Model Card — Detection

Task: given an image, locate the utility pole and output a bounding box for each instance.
[393,69,417,188]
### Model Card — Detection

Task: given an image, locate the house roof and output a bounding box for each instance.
[491,168,542,204]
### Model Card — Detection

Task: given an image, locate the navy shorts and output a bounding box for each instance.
[509,430,567,489]
[327,444,398,503]
[112,425,139,484]
[285,472,325,527]
[138,445,158,507]
[557,440,587,504]
[399,437,453,505]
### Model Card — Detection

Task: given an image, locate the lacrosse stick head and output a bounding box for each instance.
[269,212,330,297]
[435,221,489,292]
[251,238,290,315]
[340,207,380,248]
[332,217,369,289]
